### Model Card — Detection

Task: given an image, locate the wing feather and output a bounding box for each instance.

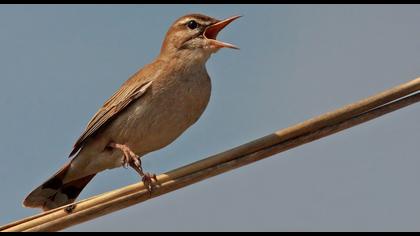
[69,80,153,157]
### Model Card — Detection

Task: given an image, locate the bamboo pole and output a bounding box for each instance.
[1,77,420,232]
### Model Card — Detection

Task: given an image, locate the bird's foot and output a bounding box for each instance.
[108,142,157,195]
[142,172,158,194]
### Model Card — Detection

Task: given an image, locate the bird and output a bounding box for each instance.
[23,13,241,211]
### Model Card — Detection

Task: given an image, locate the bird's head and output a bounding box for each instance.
[159,13,241,62]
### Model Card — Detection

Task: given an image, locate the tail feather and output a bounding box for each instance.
[23,162,95,211]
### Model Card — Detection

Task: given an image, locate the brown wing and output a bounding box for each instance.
[69,79,153,157]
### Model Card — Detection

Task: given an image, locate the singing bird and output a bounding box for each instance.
[23,13,240,211]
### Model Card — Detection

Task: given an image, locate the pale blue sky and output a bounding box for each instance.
[1,4,420,231]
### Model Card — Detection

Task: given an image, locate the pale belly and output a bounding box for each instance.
[66,75,211,182]
[111,87,209,155]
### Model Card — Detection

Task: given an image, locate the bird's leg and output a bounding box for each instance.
[108,142,140,169]
[108,142,157,193]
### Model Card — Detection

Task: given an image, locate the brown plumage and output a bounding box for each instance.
[69,80,153,157]
[23,13,240,211]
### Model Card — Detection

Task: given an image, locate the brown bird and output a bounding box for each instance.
[23,13,240,211]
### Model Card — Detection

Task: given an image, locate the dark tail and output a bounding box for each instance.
[23,162,95,211]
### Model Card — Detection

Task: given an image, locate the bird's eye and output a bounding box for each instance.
[187,20,198,30]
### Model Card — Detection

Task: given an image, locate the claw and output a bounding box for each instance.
[142,172,158,195]
[152,173,157,182]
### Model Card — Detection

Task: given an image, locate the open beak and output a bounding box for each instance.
[204,15,241,49]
